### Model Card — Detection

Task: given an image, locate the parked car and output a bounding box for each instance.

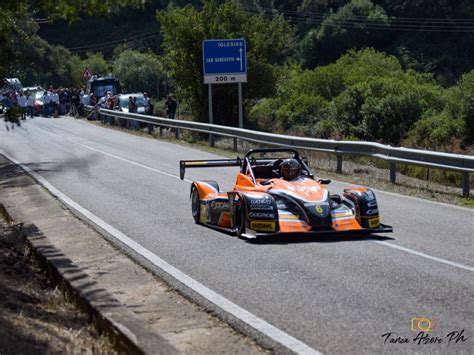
[114,93,148,129]
[2,78,23,92]
[23,86,45,94]
[116,93,147,114]
[34,91,45,115]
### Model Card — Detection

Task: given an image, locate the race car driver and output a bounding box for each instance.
[280,158,302,181]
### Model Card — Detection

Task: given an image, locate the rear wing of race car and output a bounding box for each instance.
[179,158,242,180]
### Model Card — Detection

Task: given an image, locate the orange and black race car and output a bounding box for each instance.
[179,148,392,238]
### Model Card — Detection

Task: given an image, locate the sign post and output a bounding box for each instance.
[208,84,214,146]
[202,39,247,149]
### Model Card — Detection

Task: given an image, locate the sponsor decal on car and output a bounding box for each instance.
[369,217,380,228]
[249,198,272,205]
[200,205,207,224]
[250,220,276,232]
[365,208,379,216]
[210,200,230,210]
[248,212,276,219]
[248,197,274,210]
[331,210,354,219]
[367,200,378,207]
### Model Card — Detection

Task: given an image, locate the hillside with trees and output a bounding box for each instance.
[3,0,474,152]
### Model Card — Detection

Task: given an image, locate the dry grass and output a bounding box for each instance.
[0,210,117,354]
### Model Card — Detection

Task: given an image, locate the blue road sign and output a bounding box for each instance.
[202,39,247,84]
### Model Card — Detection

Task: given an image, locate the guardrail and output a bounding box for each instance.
[98,108,474,197]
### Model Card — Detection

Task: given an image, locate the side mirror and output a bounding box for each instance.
[318,178,331,185]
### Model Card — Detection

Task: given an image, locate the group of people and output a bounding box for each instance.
[94,91,177,134]
[41,87,95,118]
[2,83,179,135]
[1,91,35,123]
[0,86,97,124]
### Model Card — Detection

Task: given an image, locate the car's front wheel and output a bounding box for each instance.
[234,201,246,237]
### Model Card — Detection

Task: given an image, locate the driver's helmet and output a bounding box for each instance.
[280,158,301,181]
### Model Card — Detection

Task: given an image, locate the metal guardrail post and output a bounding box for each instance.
[233,137,237,152]
[390,163,397,183]
[336,155,343,174]
[175,128,179,140]
[462,172,470,198]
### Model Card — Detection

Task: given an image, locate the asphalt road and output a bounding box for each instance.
[1,117,473,354]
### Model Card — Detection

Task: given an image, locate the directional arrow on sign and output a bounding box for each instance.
[239,48,243,71]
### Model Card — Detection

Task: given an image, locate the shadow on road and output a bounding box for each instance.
[245,234,394,245]
[0,153,100,186]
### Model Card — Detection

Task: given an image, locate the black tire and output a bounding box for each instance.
[234,201,246,237]
[191,187,201,223]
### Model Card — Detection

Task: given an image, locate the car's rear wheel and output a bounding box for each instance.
[191,187,200,223]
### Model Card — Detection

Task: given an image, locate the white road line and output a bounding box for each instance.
[1,150,321,355]
[369,239,474,272]
[15,122,474,273]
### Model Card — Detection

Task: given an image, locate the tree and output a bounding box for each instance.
[81,53,111,78]
[158,0,293,126]
[12,35,80,88]
[250,48,446,144]
[300,0,390,67]
[0,0,144,78]
[113,50,170,98]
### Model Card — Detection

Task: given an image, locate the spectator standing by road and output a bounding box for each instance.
[3,92,20,129]
[17,92,27,120]
[79,92,86,116]
[129,96,139,130]
[127,96,134,128]
[145,93,153,114]
[89,93,97,107]
[165,95,177,120]
[51,90,60,117]
[59,89,67,115]
[88,93,97,120]
[144,92,154,133]
[2,93,11,111]
[107,91,116,125]
[65,88,72,114]
[69,90,80,117]
[164,95,178,137]
[42,91,51,117]
[10,92,18,107]
[26,91,35,118]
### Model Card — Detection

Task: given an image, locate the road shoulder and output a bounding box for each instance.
[0,154,265,354]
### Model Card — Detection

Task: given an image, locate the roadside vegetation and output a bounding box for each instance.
[0,213,116,353]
